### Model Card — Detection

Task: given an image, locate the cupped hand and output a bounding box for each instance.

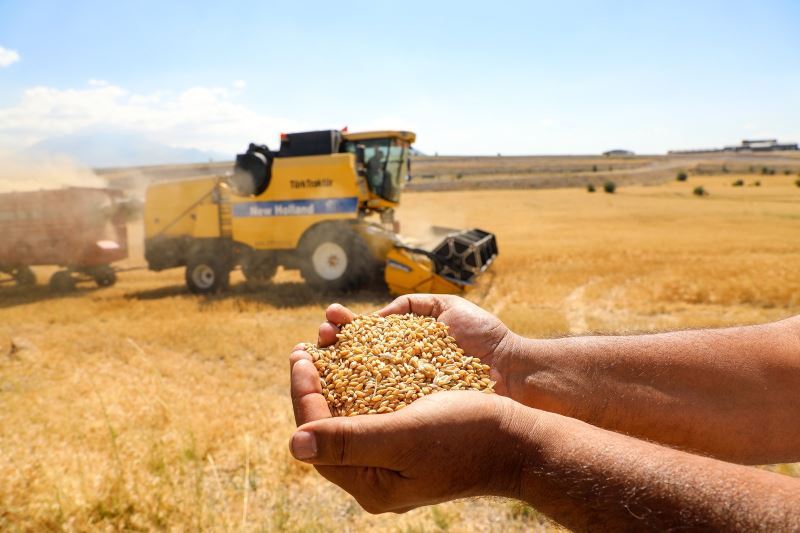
[313,294,522,396]
[288,352,526,513]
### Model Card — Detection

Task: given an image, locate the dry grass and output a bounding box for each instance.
[1,171,799,530]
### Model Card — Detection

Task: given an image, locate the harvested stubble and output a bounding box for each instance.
[304,313,495,416]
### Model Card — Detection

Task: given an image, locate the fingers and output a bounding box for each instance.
[326,303,355,325]
[289,345,312,370]
[378,294,449,318]
[291,412,406,469]
[290,358,331,426]
[318,304,356,347]
[318,321,340,347]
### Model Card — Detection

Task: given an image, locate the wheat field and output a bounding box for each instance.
[1,172,799,531]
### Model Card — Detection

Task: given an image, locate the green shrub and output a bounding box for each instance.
[795,178,800,188]
[587,183,596,192]
[676,171,688,182]
[732,179,744,187]
[603,181,616,194]
[693,186,707,196]
[592,164,598,172]
[753,180,761,187]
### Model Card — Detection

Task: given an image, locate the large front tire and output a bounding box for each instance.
[185,254,230,294]
[299,224,375,291]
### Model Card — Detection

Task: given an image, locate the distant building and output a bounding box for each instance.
[723,139,799,152]
[671,138,798,154]
[603,149,635,156]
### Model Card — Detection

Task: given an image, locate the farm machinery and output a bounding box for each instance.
[144,129,498,294]
[0,187,129,291]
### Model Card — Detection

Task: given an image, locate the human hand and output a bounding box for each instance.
[313,294,522,397]
[288,353,526,513]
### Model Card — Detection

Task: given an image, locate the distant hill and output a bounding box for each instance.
[22,130,228,168]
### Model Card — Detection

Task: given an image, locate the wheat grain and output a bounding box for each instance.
[303,313,495,416]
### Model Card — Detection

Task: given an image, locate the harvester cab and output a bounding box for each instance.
[144,129,498,294]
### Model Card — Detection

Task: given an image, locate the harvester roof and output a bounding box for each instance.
[342,130,416,144]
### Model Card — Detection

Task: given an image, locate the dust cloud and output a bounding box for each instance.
[0,153,107,192]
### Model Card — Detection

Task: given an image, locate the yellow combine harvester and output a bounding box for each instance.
[144,130,498,294]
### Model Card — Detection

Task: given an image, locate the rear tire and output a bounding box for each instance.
[185,254,230,294]
[12,266,36,287]
[49,271,75,292]
[299,224,375,291]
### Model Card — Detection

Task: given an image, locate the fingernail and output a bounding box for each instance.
[291,431,317,460]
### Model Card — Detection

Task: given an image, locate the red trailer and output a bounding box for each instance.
[0,187,129,291]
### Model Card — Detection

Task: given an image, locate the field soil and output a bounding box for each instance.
[1,172,799,530]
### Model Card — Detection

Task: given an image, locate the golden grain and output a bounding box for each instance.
[304,313,495,416]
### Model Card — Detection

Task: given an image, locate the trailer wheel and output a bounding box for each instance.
[299,224,374,291]
[49,271,75,292]
[12,266,36,287]
[186,254,230,294]
[92,266,117,287]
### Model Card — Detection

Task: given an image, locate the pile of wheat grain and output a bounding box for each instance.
[303,313,494,416]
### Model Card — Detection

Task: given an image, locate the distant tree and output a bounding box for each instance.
[587,183,596,192]
[794,178,800,188]
[721,165,729,173]
[592,165,598,172]
[753,180,762,187]
[693,186,707,196]
[732,179,744,187]
[676,171,688,182]
[603,181,616,194]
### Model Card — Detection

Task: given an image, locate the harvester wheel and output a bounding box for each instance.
[49,271,75,292]
[299,224,374,291]
[12,266,36,287]
[186,254,230,294]
[92,266,117,288]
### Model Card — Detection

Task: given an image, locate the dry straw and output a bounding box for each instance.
[304,313,495,416]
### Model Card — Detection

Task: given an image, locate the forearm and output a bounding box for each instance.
[500,316,800,462]
[505,407,800,531]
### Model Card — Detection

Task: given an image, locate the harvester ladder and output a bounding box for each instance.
[218,186,233,238]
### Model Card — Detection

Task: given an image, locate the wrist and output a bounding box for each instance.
[485,395,550,500]
[495,336,555,404]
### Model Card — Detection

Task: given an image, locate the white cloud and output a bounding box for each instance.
[233,80,246,89]
[88,78,109,87]
[0,81,306,154]
[0,46,20,67]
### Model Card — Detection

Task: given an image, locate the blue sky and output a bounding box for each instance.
[0,0,798,156]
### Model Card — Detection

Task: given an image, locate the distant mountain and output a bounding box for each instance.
[22,129,229,168]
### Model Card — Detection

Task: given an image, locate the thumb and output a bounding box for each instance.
[290,413,407,469]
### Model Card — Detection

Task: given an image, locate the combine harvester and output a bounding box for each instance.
[145,130,498,294]
[0,188,129,291]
